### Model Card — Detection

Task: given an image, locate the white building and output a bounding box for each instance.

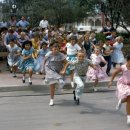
[73,14,130,33]
[74,14,102,32]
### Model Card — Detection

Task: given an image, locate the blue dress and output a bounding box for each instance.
[19,47,35,72]
[111,42,124,64]
[36,49,49,72]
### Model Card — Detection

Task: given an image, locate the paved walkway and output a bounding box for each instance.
[0,60,119,92]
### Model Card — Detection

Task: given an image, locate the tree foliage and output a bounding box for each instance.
[13,0,93,26]
[102,0,130,33]
[2,0,130,33]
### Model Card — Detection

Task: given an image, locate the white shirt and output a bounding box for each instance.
[91,53,105,65]
[65,43,81,55]
[39,20,49,29]
[102,44,111,56]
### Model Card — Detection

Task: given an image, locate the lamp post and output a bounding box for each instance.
[100,2,105,27]
[11,4,17,15]
[0,2,3,21]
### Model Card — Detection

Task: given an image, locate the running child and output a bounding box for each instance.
[20,40,35,85]
[43,43,67,106]
[87,46,107,91]
[6,39,22,77]
[65,35,81,88]
[62,50,95,105]
[36,42,49,74]
[108,55,130,126]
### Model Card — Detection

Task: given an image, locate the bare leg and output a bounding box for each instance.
[23,73,26,77]
[10,66,13,73]
[122,98,127,103]
[126,96,130,115]
[126,96,130,125]
[70,71,74,81]
[49,84,55,106]
[93,79,98,92]
[28,68,33,78]
[13,66,17,73]
[94,79,98,87]
[22,72,26,83]
[13,66,17,77]
[28,69,33,84]
[50,84,55,99]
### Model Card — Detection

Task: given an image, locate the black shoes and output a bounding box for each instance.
[73,90,76,101]
[22,80,32,85]
[29,82,32,85]
[107,72,111,76]
[22,77,32,85]
[13,75,17,78]
[73,90,80,105]
[75,98,80,105]
[22,79,25,83]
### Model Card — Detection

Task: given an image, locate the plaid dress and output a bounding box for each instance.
[44,52,66,85]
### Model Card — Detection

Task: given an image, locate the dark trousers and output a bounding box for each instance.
[104,55,112,74]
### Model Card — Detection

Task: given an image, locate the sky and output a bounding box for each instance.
[0,0,4,3]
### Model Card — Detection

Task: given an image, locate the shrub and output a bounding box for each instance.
[96,33,106,43]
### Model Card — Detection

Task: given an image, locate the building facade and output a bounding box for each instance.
[74,14,102,32]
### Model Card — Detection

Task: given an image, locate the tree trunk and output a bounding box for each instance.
[120,25,130,34]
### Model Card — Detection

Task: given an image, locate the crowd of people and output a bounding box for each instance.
[0,15,130,126]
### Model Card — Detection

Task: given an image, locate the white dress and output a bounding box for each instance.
[6,44,22,67]
[111,42,124,63]
[87,53,107,80]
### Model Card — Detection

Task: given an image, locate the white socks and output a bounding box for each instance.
[127,115,130,126]
[116,99,122,111]
[28,77,32,82]
[71,81,75,88]
[49,99,54,106]
[93,86,97,92]
[23,76,25,80]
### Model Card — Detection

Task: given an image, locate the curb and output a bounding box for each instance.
[0,80,117,93]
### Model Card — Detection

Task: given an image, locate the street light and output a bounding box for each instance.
[100,2,105,27]
[11,4,17,14]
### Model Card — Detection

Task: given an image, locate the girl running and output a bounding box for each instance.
[109,55,130,126]
[87,46,107,91]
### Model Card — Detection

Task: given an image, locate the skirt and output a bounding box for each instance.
[87,65,107,80]
[116,78,130,100]
[66,55,76,75]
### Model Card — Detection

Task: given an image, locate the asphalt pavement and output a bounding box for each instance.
[0,90,129,130]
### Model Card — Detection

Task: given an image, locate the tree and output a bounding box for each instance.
[9,0,92,26]
[102,0,130,33]
[3,0,130,34]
